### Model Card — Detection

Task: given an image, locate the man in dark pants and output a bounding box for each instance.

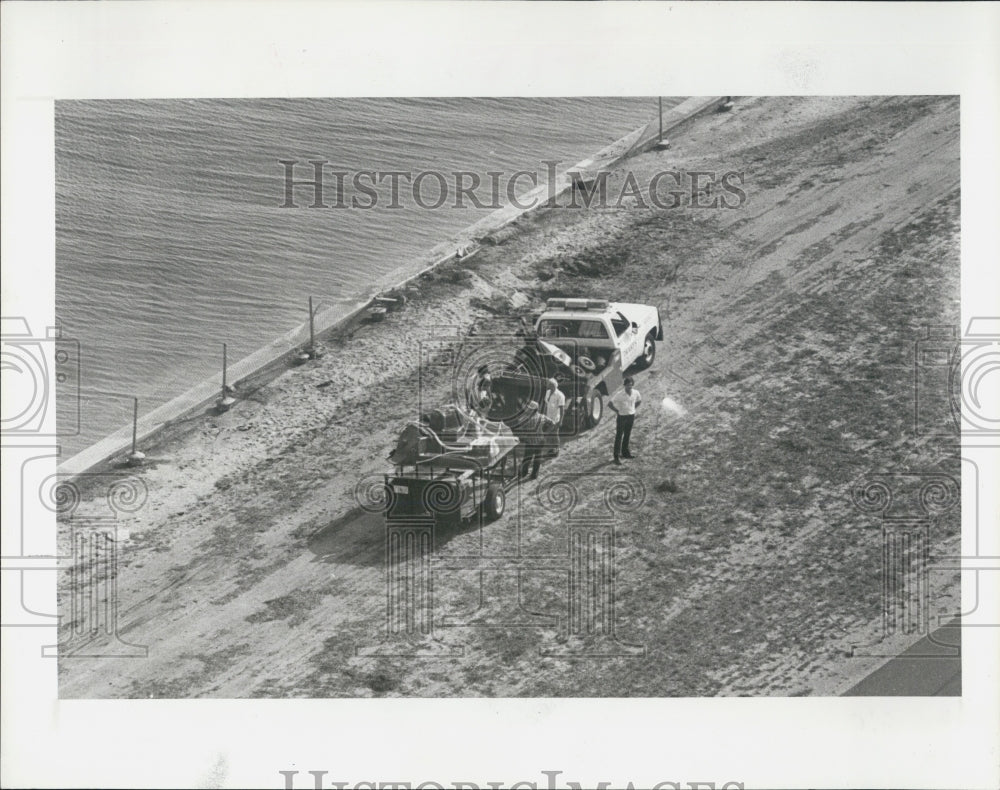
[515,401,545,479]
[608,376,641,465]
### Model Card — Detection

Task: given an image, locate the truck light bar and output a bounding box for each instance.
[545,298,609,311]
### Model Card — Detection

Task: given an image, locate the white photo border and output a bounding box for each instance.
[2,2,998,789]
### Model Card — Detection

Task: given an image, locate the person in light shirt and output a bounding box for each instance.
[541,378,566,427]
[608,376,641,465]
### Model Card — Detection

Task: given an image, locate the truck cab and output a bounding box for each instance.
[534,298,663,373]
[484,298,662,436]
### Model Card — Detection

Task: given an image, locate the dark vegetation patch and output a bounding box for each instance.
[470,293,516,316]
[421,259,474,286]
[245,591,323,626]
[738,96,951,177]
[364,668,400,694]
[298,630,441,697]
[528,207,742,307]
[128,642,249,698]
[704,370,746,387]
[474,627,537,665]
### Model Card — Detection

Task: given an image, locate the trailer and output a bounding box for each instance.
[384,409,524,526]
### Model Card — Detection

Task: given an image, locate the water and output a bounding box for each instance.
[55,97,677,457]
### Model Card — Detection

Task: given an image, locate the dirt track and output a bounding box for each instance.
[58,96,961,698]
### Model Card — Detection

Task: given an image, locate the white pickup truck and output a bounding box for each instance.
[534,298,664,373]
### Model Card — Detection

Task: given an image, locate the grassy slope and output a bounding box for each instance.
[343,97,962,697]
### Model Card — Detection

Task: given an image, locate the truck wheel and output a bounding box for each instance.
[483,483,505,522]
[636,331,656,369]
[584,391,603,428]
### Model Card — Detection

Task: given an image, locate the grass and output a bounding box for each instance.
[127,642,250,698]
[364,668,400,694]
[244,592,322,626]
[422,259,474,286]
[470,293,515,316]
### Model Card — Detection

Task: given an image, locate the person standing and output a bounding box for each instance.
[608,376,641,465]
[538,378,564,474]
[541,377,566,428]
[516,401,545,479]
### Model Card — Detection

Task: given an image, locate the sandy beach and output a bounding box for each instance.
[57,95,961,698]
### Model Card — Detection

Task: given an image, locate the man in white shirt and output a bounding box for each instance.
[541,377,566,428]
[608,376,641,464]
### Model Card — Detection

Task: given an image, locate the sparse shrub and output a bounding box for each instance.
[776,436,811,453]
[561,246,631,277]
[532,284,602,304]
[424,261,473,286]
[656,479,679,494]
[662,262,681,283]
[471,293,514,316]
[704,370,744,387]
[365,669,398,694]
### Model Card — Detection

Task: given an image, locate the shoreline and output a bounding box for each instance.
[58,96,722,481]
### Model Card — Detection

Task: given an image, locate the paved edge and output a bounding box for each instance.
[842,618,962,696]
[58,96,724,480]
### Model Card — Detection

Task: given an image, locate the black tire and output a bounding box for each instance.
[584,390,603,428]
[483,483,505,522]
[636,331,656,370]
[577,355,596,372]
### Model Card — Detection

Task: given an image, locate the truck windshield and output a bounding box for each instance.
[538,319,609,339]
[610,313,630,337]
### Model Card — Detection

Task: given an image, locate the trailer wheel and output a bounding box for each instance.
[483,483,506,522]
[636,331,656,370]
[584,391,603,428]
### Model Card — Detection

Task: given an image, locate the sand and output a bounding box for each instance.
[57,96,961,698]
